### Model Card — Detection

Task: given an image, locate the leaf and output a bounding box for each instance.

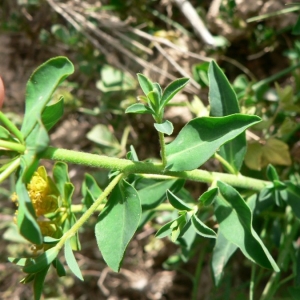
[95,180,141,272]
[8,257,28,267]
[33,265,50,300]
[211,231,237,286]
[160,77,189,107]
[23,247,59,273]
[52,258,66,277]
[191,214,216,238]
[167,189,192,211]
[16,177,42,244]
[41,97,64,131]
[154,120,174,135]
[214,181,279,271]
[266,164,279,181]
[53,162,70,199]
[147,89,160,111]
[137,73,154,95]
[263,138,292,166]
[64,238,83,281]
[87,124,120,148]
[125,103,153,114]
[21,56,74,138]
[198,188,218,206]
[82,173,102,200]
[286,182,300,219]
[244,142,264,170]
[209,60,245,173]
[165,114,261,172]
[137,179,184,210]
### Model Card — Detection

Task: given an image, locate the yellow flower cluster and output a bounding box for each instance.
[27,166,59,216]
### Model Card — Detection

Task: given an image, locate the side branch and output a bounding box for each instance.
[42,147,269,191]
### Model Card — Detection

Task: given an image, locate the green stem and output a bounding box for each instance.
[0,140,25,153]
[191,248,205,300]
[54,173,124,251]
[214,153,237,174]
[70,202,175,213]
[250,263,256,300]
[0,157,21,183]
[260,209,300,300]
[42,146,269,191]
[158,131,167,166]
[0,111,24,143]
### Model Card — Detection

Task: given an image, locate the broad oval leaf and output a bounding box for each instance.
[191,214,216,238]
[23,247,59,273]
[209,60,245,173]
[21,57,74,138]
[214,181,279,271]
[64,238,83,281]
[161,77,189,107]
[154,120,174,135]
[125,103,153,114]
[166,114,261,171]
[95,180,141,272]
[137,73,154,95]
[167,189,192,211]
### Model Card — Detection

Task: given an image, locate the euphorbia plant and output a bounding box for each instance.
[1,57,299,300]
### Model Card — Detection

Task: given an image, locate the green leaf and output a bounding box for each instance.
[137,179,184,210]
[191,214,216,238]
[87,124,120,148]
[266,164,279,181]
[147,89,160,111]
[209,60,245,173]
[153,82,162,98]
[125,103,153,114]
[33,265,50,300]
[23,247,59,273]
[16,177,42,244]
[82,173,102,200]
[41,97,64,131]
[52,258,66,277]
[43,236,60,244]
[211,231,237,286]
[154,120,174,135]
[160,77,189,107]
[8,257,28,267]
[95,180,141,272]
[167,189,192,211]
[215,181,279,271]
[198,188,218,206]
[166,114,261,171]
[21,56,74,138]
[64,238,83,281]
[286,182,300,219]
[137,73,154,95]
[53,162,70,199]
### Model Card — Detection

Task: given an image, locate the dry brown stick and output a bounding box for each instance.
[153,42,200,92]
[62,4,179,82]
[47,0,132,75]
[173,0,216,46]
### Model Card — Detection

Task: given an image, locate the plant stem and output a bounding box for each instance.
[191,247,205,300]
[42,146,269,191]
[0,157,21,183]
[214,153,237,174]
[260,209,300,300]
[0,140,25,153]
[54,173,124,251]
[250,263,256,300]
[158,131,167,166]
[0,111,24,143]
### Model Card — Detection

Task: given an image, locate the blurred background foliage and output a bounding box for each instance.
[0,0,300,299]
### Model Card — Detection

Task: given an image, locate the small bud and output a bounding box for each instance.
[0,77,5,109]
